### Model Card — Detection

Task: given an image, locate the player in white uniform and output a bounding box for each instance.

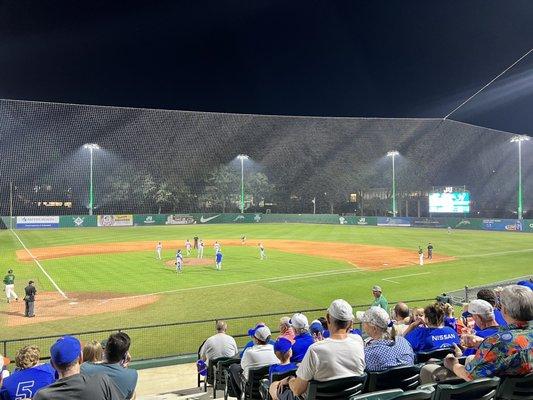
[197,240,204,259]
[176,250,183,273]
[185,239,192,256]
[214,241,221,253]
[258,242,266,260]
[447,226,452,234]
[418,246,424,266]
[156,241,163,260]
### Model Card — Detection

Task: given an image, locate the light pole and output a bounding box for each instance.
[83,143,100,215]
[510,135,530,220]
[237,154,249,213]
[387,150,399,217]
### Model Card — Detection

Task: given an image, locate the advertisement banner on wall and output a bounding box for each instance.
[165,214,196,225]
[411,217,447,228]
[377,217,412,227]
[343,216,378,226]
[133,214,169,226]
[97,214,133,227]
[524,220,533,232]
[59,215,97,228]
[16,216,59,229]
[482,219,524,232]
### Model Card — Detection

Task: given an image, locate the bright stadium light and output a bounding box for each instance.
[237,154,249,213]
[83,143,101,216]
[386,150,400,217]
[510,135,530,220]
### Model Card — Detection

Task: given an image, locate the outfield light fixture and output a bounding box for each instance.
[510,135,530,220]
[386,150,399,217]
[237,154,249,213]
[83,143,101,215]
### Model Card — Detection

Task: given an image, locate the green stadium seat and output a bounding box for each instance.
[365,365,421,392]
[390,388,434,400]
[349,389,404,400]
[495,373,533,400]
[431,377,500,400]
[214,357,240,399]
[241,365,271,400]
[304,374,367,399]
[415,348,455,363]
[259,369,298,400]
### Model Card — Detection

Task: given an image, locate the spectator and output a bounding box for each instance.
[309,320,325,342]
[228,325,278,398]
[410,307,425,324]
[81,332,138,399]
[404,303,460,353]
[361,307,415,371]
[277,317,295,343]
[83,340,104,364]
[33,335,123,400]
[1,345,55,400]
[318,316,330,338]
[477,288,507,327]
[371,286,388,310]
[443,303,457,331]
[462,299,500,355]
[268,338,298,382]
[199,320,238,365]
[392,302,411,336]
[289,313,314,363]
[241,322,275,356]
[443,285,533,381]
[269,299,365,400]
[517,278,533,291]
[0,355,10,386]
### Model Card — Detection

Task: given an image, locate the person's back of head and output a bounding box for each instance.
[394,302,410,321]
[477,288,497,307]
[279,316,291,333]
[50,336,82,378]
[83,340,104,363]
[105,332,131,364]
[424,303,445,327]
[499,285,533,323]
[16,345,40,370]
[216,320,227,333]
[273,338,292,363]
[443,303,454,317]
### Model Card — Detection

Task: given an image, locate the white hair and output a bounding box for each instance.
[500,285,533,322]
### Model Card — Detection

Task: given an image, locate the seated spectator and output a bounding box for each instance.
[289,313,314,363]
[461,299,499,357]
[318,316,330,338]
[228,325,278,398]
[241,322,275,356]
[0,345,55,400]
[277,317,295,343]
[83,340,104,363]
[404,303,460,353]
[410,307,425,324]
[309,320,324,342]
[199,320,238,365]
[371,285,388,310]
[361,307,415,371]
[443,285,533,381]
[477,288,507,327]
[268,338,298,382]
[81,332,138,399]
[392,302,411,336]
[443,303,458,331]
[0,355,10,387]
[269,299,365,400]
[34,335,123,400]
[517,278,533,291]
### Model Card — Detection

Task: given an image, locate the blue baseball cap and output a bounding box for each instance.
[50,336,81,366]
[274,338,292,353]
[309,321,324,334]
[248,324,265,337]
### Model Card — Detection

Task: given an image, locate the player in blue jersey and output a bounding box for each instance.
[0,345,56,400]
[215,250,223,271]
[175,250,183,273]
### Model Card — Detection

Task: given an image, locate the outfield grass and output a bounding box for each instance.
[1,224,532,359]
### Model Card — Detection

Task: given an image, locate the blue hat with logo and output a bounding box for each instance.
[50,336,81,366]
[248,324,265,337]
[274,338,292,353]
[309,321,324,334]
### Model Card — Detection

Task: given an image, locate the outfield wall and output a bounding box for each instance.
[2,214,533,232]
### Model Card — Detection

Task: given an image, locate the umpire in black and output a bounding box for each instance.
[24,280,36,317]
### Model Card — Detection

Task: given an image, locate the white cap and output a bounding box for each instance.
[372,285,382,292]
[327,299,354,322]
[468,299,494,317]
[290,313,309,329]
[254,326,272,342]
[359,307,391,329]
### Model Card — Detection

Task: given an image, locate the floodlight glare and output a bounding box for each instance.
[511,135,530,219]
[510,135,530,143]
[387,150,399,157]
[83,143,101,215]
[83,143,101,150]
[237,154,249,213]
[237,154,249,160]
[386,150,399,216]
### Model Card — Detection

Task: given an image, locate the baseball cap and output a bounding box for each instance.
[274,338,292,353]
[254,326,272,342]
[50,336,81,366]
[248,324,265,337]
[0,354,10,369]
[327,299,354,322]
[468,299,494,317]
[372,285,382,292]
[359,307,391,329]
[290,313,309,329]
[309,321,324,334]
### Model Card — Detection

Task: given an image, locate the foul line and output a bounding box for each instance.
[458,248,533,258]
[10,229,68,299]
[383,271,431,285]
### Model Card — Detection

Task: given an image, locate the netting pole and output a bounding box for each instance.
[9,181,13,229]
[89,147,94,216]
[518,139,523,220]
[392,154,397,217]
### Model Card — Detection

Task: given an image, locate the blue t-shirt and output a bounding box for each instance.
[268,363,298,382]
[405,326,460,353]
[517,280,533,291]
[80,362,138,400]
[444,317,457,331]
[290,333,314,363]
[0,363,56,400]
[216,252,223,263]
[464,326,500,356]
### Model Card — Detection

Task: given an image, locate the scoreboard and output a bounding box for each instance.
[429,186,470,213]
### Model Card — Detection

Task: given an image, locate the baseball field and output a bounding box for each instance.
[1,223,532,358]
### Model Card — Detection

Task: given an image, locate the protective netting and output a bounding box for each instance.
[0,99,531,217]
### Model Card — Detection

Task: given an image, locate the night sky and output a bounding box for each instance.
[0,1,532,134]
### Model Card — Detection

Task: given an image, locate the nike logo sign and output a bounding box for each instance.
[200,215,221,223]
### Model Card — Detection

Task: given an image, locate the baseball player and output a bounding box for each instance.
[3,269,18,303]
[176,249,184,273]
[258,242,266,260]
[447,226,452,234]
[427,243,434,260]
[241,236,246,245]
[197,240,204,259]
[215,250,223,271]
[418,246,424,266]
[156,241,163,260]
[214,241,221,253]
[185,239,192,256]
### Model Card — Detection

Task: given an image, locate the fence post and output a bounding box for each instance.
[464,286,469,302]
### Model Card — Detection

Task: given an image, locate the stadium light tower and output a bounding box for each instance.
[237,154,249,213]
[387,150,399,217]
[83,143,100,215]
[510,135,530,220]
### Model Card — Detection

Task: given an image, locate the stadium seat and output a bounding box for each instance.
[241,365,271,400]
[304,374,367,400]
[365,365,421,392]
[349,389,404,400]
[197,339,208,390]
[259,369,298,400]
[431,377,500,400]
[495,373,533,400]
[214,357,240,399]
[390,388,434,400]
[202,356,237,395]
[415,348,455,363]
